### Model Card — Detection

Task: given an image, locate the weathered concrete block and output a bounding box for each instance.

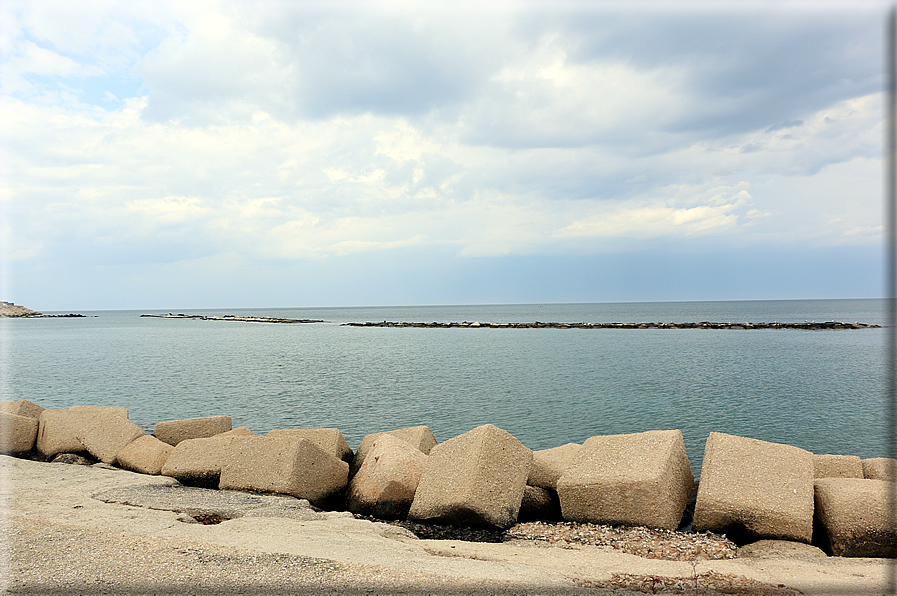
[352,425,437,474]
[346,434,427,519]
[160,435,249,487]
[814,478,897,557]
[407,424,532,530]
[0,412,39,455]
[116,434,174,475]
[813,454,863,479]
[76,412,145,464]
[155,415,232,446]
[266,428,353,462]
[36,407,129,459]
[0,399,45,419]
[693,432,814,544]
[219,436,349,506]
[529,443,582,489]
[862,457,897,481]
[556,430,693,530]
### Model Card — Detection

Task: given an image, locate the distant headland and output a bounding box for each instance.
[0,302,87,318]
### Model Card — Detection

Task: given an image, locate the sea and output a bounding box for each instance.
[0,299,889,477]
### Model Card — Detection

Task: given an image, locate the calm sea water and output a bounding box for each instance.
[0,299,887,476]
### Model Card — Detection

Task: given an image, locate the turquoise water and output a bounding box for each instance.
[0,299,887,476]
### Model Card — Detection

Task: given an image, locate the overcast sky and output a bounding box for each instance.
[0,0,888,310]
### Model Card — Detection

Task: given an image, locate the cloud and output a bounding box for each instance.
[0,0,886,306]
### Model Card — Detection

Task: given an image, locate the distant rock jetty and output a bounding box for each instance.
[141,313,324,324]
[0,301,86,318]
[343,320,879,330]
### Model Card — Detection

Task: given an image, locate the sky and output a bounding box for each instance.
[0,0,889,310]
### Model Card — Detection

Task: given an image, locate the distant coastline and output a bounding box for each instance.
[0,301,87,318]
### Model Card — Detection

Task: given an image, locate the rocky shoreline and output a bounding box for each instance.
[0,301,88,318]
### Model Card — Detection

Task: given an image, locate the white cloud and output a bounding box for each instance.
[0,1,886,306]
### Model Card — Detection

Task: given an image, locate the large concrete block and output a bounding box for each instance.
[76,412,145,464]
[36,407,129,459]
[0,399,45,419]
[813,454,863,479]
[693,432,814,544]
[862,457,897,481]
[814,478,897,557]
[529,442,582,489]
[219,436,349,506]
[556,430,693,530]
[155,415,232,446]
[346,434,427,519]
[116,434,174,475]
[160,435,249,487]
[0,412,39,455]
[266,428,353,462]
[407,423,532,530]
[352,425,437,474]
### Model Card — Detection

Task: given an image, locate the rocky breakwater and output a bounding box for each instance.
[343,320,880,330]
[142,313,324,324]
[1,397,894,562]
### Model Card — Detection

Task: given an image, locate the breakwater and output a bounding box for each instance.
[343,320,878,330]
[141,313,324,323]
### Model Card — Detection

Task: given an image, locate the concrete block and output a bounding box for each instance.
[266,428,353,462]
[814,478,897,557]
[116,434,174,475]
[0,399,45,419]
[160,435,249,487]
[36,407,129,459]
[813,454,863,479]
[155,415,232,446]
[76,412,145,464]
[0,412,39,455]
[693,432,814,544]
[862,457,897,481]
[346,434,427,519]
[529,442,581,489]
[556,430,693,530]
[219,436,349,506]
[407,424,532,530]
[352,425,437,474]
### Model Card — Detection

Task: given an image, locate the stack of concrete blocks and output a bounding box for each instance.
[160,427,256,487]
[556,430,693,530]
[408,423,532,530]
[218,435,349,507]
[0,399,45,455]
[693,432,815,544]
[267,428,354,463]
[346,433,428,519]
[809,455,897,557]
[351,425,437,474]
[75,409,145,464]
[521,442,581,522]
